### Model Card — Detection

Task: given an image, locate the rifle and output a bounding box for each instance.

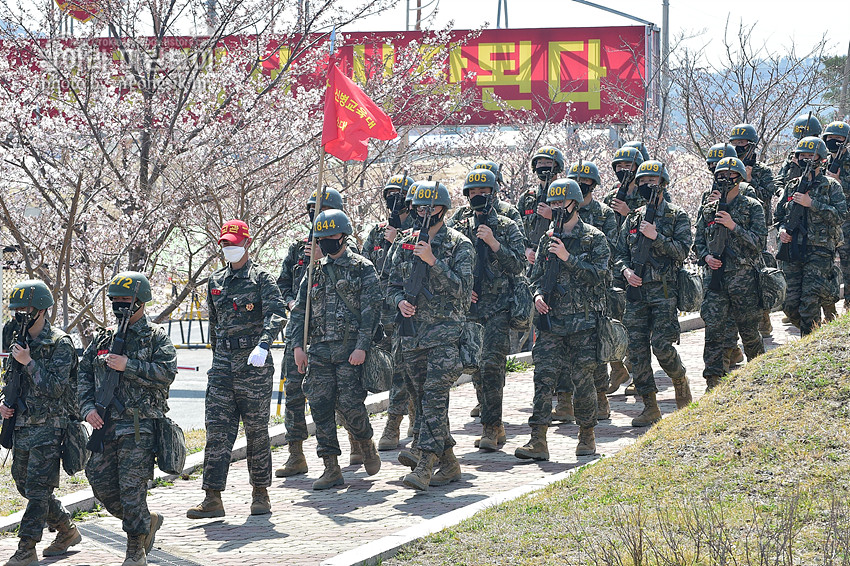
[828,136,849,175]
[707,185,731,292]
[527,167,556,246]
[0,288,33,450]
[387,170,408,231]
[469,192,497,317]
[626,185,661,302]
[776,157,815,263]
[396,181,438,337]
[613,148,641,227]
[86,280,140,453]
[534,206,569,332]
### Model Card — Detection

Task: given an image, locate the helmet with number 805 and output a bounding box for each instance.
[566,161,601,185]
[546,179,584,203]
[714,156,747,179]
[635,160,670,185]
[472,160,503,185]
[307,187,344,211]
[313,209,353,238]
[411,181,452,208]
[107,272,152,302]
[794,136,829,160]
[530,146,565,173]
[463,168,498,196]
[8,280,54,310]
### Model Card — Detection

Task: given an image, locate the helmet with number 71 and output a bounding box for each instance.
[546,179,584,203]
[9,280,54,310]
[634,160,670,185]
[794,136,829,160]
[313,209,353,238]
[411,181,452,208]
[107,272,152,302]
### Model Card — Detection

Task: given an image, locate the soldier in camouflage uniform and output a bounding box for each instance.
[517,147,565,264]
[387,181,474,490]
[276,188,346,477]
[694,157,767,390]
[776,113,823,197]
[290,210,383,490]
[188,220,286,518]
[80,272,176,566]
[775,137,848,336]
[447,168,525,453]
[822,121,850,313]
[515,179,610,460]
[728,123,777,337]
[1,281,80,566]
[615,160,693,427]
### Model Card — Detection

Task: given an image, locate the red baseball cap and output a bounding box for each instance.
[219,220,250,245]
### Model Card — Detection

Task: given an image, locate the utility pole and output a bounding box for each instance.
[840,41,850,121]
[497,0,509,29]
[661,0,669,132]
[415,0,422,31]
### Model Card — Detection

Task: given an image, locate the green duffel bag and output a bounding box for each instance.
[459,321,483,373]
[758,266,787,311]
[361,345,393,393]
[677,267,703,313]
[508,274,534,331]
[155,417,187,475]
[61,421,90,476]
[597,316,629,364]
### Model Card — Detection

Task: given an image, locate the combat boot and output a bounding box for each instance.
[606,361,630,394]
[706,376,721,391]
[576,426,597,456]
[759,311,772,337]
[122,534,146,566]
[407,399,416,437]
[250,487,271,515]
[186,489,225,519]
[141,512,163,554]
[728,345,744,366]
[398,433,420,470]
[378,414,403,451]
[361,439,382,476]
[474,423,506,448]
[312,456,344,490]
[348,431,363,466]
[631,392,662,427]
[4,537,37,566]
[43,520,82,556]
[275,441,308,477]
[514,425,549,461]
[597,390,611,421]
[551,392,575,423]
[402,451,439,491]
[469,403,481,418]
[672,375,692,409]
[478,424,501,452]
[430,447,462,486]
[624,382,637,396]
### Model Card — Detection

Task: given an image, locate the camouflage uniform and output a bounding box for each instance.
[748,162,776,228]
[517,183,551,251]
[79,315,176,536]
[774,173,847,335]
[289,249,382,457]
[448,198,526,244]
[528,220,610,428]
[615,199,693,396]
[829,159,850,302]
[447,207,525,428]
[4,320,76,542]
[204,260,286,491]
[694,192,767,380]
[387,224,474,456]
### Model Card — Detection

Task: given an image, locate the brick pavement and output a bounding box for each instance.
[0,313,799,566]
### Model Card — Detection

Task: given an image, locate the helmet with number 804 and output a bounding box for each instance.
[313,209,353,237]
[546,179,584,203]
[566,161,601,185]
[530,146,565,173]
[635,160,670,185]
[9,280,54,310]
[823,121,850,140]
[472,160,503,185]
[729,123,759,144]
[107,271,152,302]
[411,181,452,208]
[307,187,344,211]
[706,143,736,164]
[383,175,415,197]
[714,156,747,179]
[795,136,829,160]
[792,114,822,139]
[463,168,498,196]
[611,146,645,170]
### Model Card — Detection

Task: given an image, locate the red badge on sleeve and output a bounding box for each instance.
[402,243,415,250]
[97,349,109,356]
[211,289,221,295]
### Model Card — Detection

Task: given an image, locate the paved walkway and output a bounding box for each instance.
[0,313,799,565]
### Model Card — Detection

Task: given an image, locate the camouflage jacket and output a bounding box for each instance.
[208,259,286,352]
[78,315,176,435]
[694,192,767,273]
[826,156,850,229]
[448,206,526,319]
[699,180,758,205]
[775,150,799,197]
[774,173,848,252]
[615,199,693,283]
[529,219,611,334]
[517,183,552,249]
[748,162,776,226]
[578,198,618,248]
[2,320,77,429]
[290,248,382,353]
[447,198,526,246]
[361,213,416,279]
[277,238,310,307]
[387,224,474,349]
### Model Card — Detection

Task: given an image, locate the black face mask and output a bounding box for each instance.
[385,192,402,212]
[715,177,736,192]
[469,194,491,212]
[112,302,135,320]
[825,138,843,153]
[579,181,595,196]
[318,236,345,256]
[735,144,756,165]
[535,165,554,181]
[562,203,576,222]
[14,311,35,331]
[615,169,631,184]
[637,183,660,202]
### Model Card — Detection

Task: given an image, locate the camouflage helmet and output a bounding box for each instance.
[546,179,583,203]
[530,146,565,173]
[714,156,747,179]
[8,279,53,310]
[795,136,829,160]
[313,209,353,237]
[706,143,736,165]
[566,161,601,185]
[622,140,650,161]
[472,160,503,185]
[635,160,670,185]
[823,121,850,140]
[383,175,415,198]
[107,272,152,302]
[792,113,822,139]
[307,187,344,211]
[411,181,452,208]
[462,168,498,196]
[611,146,645,170]
[729,123,759,144]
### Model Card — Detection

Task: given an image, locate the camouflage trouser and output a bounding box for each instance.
[840,222,850,297]
[86,424,154,536]
[623,283,686,397]
[386,331,410,417]
[556,363,609,395]
[303,341,373,458]
[400,343,462,455]
[11,426,70,540]
[204,349,274,491]
[530,328,598,428]
[700,270,764,378]
[471,310,511,427]
[281,341,308,444]
[783,252,838,335]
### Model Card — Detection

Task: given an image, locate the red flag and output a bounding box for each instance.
[322,64,397,161]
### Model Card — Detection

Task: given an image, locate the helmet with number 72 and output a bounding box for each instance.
[107,272,152,302]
